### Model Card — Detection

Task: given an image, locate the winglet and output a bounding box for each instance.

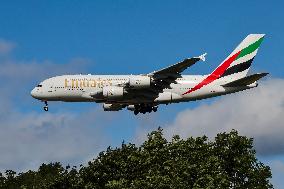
[198,53,207,61]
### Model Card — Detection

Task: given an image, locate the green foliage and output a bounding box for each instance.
[0,129,273,189]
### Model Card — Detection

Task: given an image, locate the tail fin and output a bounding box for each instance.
[214,34,265,80]
[182,34,265,95]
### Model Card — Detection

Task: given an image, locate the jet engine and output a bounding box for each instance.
[127,105,136,111]
[103,103,124,111]
[129,75,151,88]
[103,86,124,99]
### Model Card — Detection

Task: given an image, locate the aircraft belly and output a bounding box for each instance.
[154,92,182,103]
[180,85,226,101]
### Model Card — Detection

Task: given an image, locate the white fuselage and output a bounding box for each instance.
[31,74,255,105]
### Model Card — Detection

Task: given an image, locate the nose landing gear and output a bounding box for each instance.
[43,101,48,111]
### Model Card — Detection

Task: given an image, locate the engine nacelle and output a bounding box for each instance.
[127,105,136,111]
[103,103,123,111]
[129,75,151,88]
[103,86,124,99]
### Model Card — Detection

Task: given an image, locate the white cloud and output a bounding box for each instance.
[0,39,16,55]
[0,56,112,172]
[0,58,91,83]
[0,108,110,172]
[162,79,284,156]
[0,57,92,109]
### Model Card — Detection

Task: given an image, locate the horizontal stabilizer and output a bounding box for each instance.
[222,73,269,87]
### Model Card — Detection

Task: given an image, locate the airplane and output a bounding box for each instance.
[31,34,268,115]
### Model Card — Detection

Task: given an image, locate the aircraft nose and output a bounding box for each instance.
[31,88,37,98]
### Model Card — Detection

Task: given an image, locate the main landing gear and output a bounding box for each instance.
[43,101,48,111]
[134,104,158,115]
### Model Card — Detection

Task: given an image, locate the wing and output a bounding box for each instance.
[149,53,206,77]
[148,53,206,89]
[129,53,207,101]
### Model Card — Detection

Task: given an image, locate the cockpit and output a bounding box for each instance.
[31,78,56,111]
[31,83,44,99]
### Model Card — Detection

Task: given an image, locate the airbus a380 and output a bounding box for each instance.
[31,34,268,115]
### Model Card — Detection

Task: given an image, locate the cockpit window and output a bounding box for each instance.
[37,84,42,87]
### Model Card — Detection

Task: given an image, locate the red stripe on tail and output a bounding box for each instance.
[182,51,241,95]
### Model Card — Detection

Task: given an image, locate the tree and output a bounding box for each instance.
[78,128,272,188]
[0,128,273,189]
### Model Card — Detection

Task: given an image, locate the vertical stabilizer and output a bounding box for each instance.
[217,34,265,79]
[182,34,265,95]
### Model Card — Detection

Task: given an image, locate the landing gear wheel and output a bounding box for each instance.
[44,106,48,111]
[43,101,48,112]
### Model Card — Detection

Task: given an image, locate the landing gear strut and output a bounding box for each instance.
[43,101,48,111]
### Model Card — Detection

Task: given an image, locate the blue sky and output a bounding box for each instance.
[0,0,283,188]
